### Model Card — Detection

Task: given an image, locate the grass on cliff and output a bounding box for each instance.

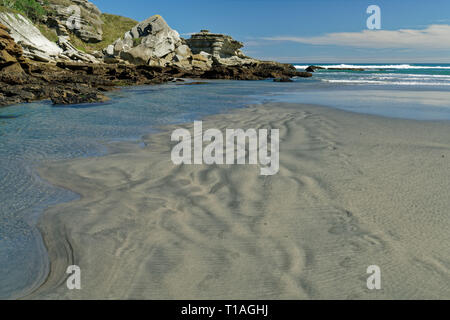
[38,22,58,42]
[68,13,137,53]
[0,0,47,22]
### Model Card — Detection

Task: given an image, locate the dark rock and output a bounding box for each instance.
[196,61,309,81]
[306,65,365,72]
[49,86,109,105]
[305,65,325,72]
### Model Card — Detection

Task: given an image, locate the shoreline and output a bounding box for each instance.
[27,102,450,299]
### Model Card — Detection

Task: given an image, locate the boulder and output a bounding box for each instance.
[109,15,190,67]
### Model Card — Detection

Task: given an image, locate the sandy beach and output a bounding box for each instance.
[27,103,450,299]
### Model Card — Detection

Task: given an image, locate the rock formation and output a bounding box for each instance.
[187,30,244,58]
[104,16,311,80]
[38,0,103,43]
[186,30,257,67]
[106,15,192,68]
[0,22,179,107]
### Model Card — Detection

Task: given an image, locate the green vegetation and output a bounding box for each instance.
[133,37,142,46]
[38,23,58,42]
[66,13,137,53]
[97,13,137,50]
[0,0,47,22]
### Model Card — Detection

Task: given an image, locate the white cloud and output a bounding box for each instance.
[263,25,450,49]
[180,32,197,36]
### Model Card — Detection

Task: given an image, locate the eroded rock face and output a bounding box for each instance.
[43,0,104,43]
[0,23,29,74]
[0,12,98,63]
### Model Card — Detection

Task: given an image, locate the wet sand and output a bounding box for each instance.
[28,103,450,299]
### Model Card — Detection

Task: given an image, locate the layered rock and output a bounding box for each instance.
[187,30,244,58]
[185,30,257,67]
[0,12,63,62]
[0,23,29,74]
[39,0,103,43]
[57,35,98,63]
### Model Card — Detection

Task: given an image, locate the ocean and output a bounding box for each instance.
[1,64,450,298]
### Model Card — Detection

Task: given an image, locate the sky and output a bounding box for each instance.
[91,0,450,63]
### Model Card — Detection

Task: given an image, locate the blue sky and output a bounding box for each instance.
[91,0,450,63]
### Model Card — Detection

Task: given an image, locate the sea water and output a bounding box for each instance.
[1,65,450,298]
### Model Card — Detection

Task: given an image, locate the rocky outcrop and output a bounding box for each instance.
[0,23,186,107]
[305,65,365,72]
[106,15,192,68]
[107,16,265,72]
[305,66,324,72]
[105,17,308,80]
[0,60,178,106]
[185,30,258,67]
[187,30,245,58]
[39,0,103,43]
[199,61,312,80]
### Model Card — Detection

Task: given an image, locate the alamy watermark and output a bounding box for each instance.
[66,265,81,290]
[171,121,280,175]
[366,265,381,290]
[367,5,381,30]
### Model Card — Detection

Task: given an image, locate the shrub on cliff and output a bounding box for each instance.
[0,0,47,22]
